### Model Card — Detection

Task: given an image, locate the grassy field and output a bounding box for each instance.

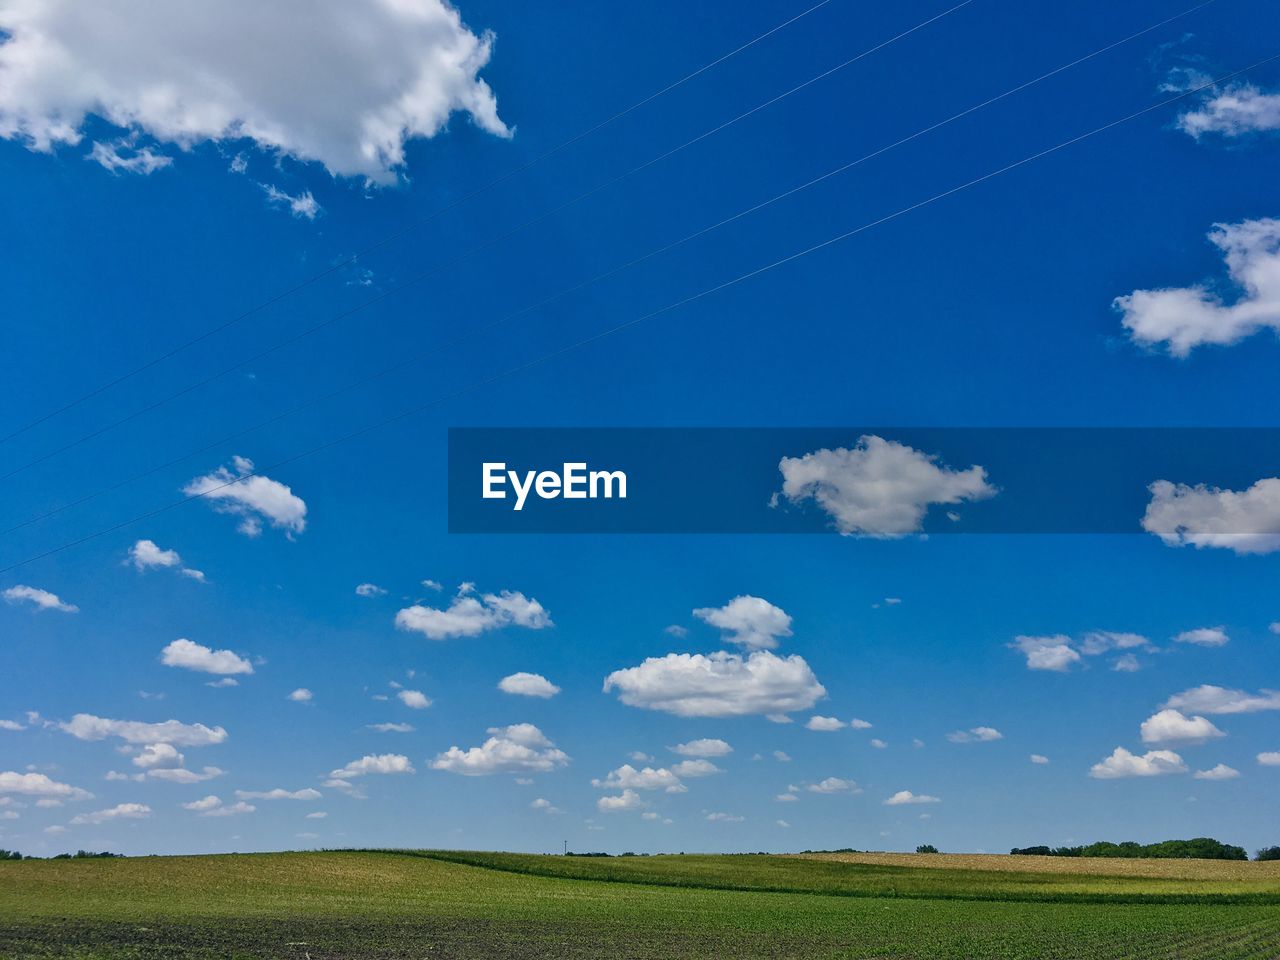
[1,849,1278,959]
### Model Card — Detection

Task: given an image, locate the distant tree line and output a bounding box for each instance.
[1009,838,1253,861]
[0,850,123,861]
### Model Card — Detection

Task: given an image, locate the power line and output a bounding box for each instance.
[2,56,1269,576]
[0,0,1218,539]
[0,0,840,447]
[0,0,975,482]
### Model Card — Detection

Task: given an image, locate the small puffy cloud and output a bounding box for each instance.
[1113,654,1142,673]
[669,738,731,758]
[1030,754,1050,764]
[396,588,551,640]
[181,795,222,812]
[0,0,507,182]
[71,802,151,825]
[692,596,792,651]
[288,688,313,702]
[870,738,887,749]
[592,764,684,793]
[772,750,791,762]
[421,579,443,591]
[776,792,799,802]
[664,624,688,638]
[368,722,414,733]
[1079,632,1151,655]
[777,819,790,828]
[849,718,873,730]
[530,797,560,814]
[1194,763,1240,781]
[498,672,560,698]
[603,650,826,718]
[207,678,238,688]
[807,777,860,795]
[670,759,721,778]
[1009,635,1080,672]
[1173,627,1230,648]
[431,724,568,776]
[160,638,253,676]
[201,800,256,817]
[1141,709,1225,745]
[1257,752,1280,766]
[397,690,431,710]
[147,765,223,783]
[597,789,645,813]
[1143,478,1280,555]
[129,540,203,581]
[705,812,745,822]
[1090,747,1188,779]
[0,720,24,731]
[3,584,77,613]
[0,771,91,801]
[884,790,940,805]
[1117,219,1280,356]
[776,435,995,536]
[355,583,387,598]
[1163,685,1280,715]
[235,787,322,800]
[806,716,845,732]
[60,713,227,746]
[132,742,184,770]
[946,726,1002,744]
[329,753,414,778]
[184,456,307,538]
[1178,84,1280,138]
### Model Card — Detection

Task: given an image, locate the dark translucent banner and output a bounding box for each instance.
[447,428,1280,539]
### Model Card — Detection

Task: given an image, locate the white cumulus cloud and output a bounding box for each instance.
[946,726,1002,744]
[160,638,253,676]
[235,787,322,800]
[1117,218,1280,355]
[1174,627,1230,647]
[597,789,645,813]
[0,771,91,800]
[669,738,732,758]
[1009,635,1081,672]
[1178,84,1280,138]
[430,724,568,776]
[1140,709,1225,745]
[775,435,995,536]
[2,584,77,612]
[1194,763,1240,781]
[70,802,151,825]
[498,672,560,698]
[1090,747,1188,779]
[692,596,792,651]
[184,456,307,538]
[396,587,551,640]
[808,777,860,795]
[1163,685,1280,715]
[129,539,204,580]
[329,753,414,778]
[60,713,227,746]
[1143,477,1280,555]
[0,0,508,182]
[805,715,845,731]
[603,650,826,718]
[884,790,940,805]
[397,689,431,709]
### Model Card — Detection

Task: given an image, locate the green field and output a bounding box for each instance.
[2,849,1279,959]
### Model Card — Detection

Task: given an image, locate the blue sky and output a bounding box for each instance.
[1,0,1279,856]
